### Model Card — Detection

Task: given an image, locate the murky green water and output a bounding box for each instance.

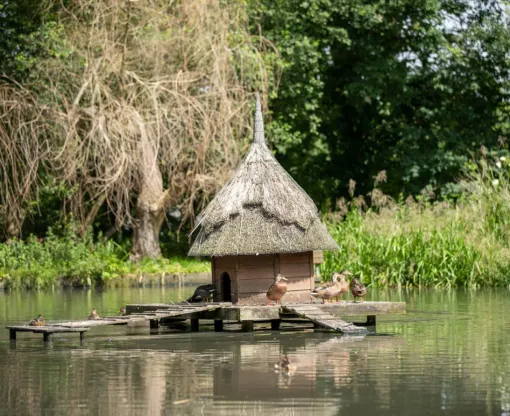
[0,287,509,415]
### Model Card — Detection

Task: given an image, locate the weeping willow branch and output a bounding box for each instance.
[44,0,271,231]
[0,83,49,238]
[0,0,275,256]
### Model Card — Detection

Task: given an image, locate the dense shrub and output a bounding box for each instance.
[0,229,209,290]
[322,153,510,288]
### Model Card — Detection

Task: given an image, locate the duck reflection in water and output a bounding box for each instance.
[274,354,298,388]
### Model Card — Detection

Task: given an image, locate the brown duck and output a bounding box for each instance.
[311,271,350,303]
[88,309,100,320]
[311,276,339,304]
[333,270,351,301]
[266,274,288,306]
[350,277,366,302]
[29,315,45,326]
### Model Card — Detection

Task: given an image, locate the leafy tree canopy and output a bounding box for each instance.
[249,0,510,204]
[0,0,67,80]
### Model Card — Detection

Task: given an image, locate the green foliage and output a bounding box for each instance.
[249,0,510,204]
[322,153,510,288]
[323,210,487,288]
[0,1,70,80]
[0,229,210,290]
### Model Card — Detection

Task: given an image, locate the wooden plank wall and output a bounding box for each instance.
[313,250,324,264]
[213,256,238,303]
[236,254,275,305]
[278,251,314,304]
[236,252,314,305]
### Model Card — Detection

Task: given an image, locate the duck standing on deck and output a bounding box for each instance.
[29,315,45,326]
[350,277,366,302]
[266,274,288,306]
[88,309,100,320]
[186,284,216,303]
[334,270,352,301]
[311,271,345,303]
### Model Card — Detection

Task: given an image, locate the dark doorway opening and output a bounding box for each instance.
[220,272,232,302]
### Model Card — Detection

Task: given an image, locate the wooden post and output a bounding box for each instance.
[366,315,376,326]
[80,332,85,342]
[150,319,159,329]
[270,320,281,330]
[214,320,224,332]
[43,333,52,342]
[241,320,254,332]
[9,329,16,341]
[190,318,199,332]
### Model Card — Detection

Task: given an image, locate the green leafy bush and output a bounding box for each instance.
[322,152,510,288]
[0,229,210,290]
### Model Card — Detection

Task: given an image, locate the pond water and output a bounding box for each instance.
[0,286,509,415]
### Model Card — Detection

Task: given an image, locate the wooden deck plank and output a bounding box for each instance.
[294,301,406,315]
[6,326,89,333]
[282,305,368,334]
[49,319,130,328]
[7,300,405,342]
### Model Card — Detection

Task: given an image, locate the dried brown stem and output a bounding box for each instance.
[0,0,275,258]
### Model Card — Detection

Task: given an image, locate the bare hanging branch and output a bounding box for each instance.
[47,0,269,225]
[0,83,49,238]
[0,0,275,258]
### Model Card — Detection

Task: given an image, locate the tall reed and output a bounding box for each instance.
[322,153,510,288]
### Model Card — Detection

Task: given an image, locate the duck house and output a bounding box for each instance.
[188,95,339,305]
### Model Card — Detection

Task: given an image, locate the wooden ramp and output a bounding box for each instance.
[6,303,230,342]
[282,305,368,334]
[129,303,228,319]
[49,303,230,328]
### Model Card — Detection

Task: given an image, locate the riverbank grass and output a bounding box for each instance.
[0,233,210,290]
[322,166,510,288]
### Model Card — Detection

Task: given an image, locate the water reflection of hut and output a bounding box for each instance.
[188,95,339,305]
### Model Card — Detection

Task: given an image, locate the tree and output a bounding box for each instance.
[0,0,270,259]
[0,84,47,239]
[0,0,66,80]
[249,0,510,204]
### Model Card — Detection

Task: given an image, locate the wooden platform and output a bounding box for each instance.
[6,303,229,342]
[127,301,406,334]
[127,301,404,321]
[6,301,405,342]
[6,325,89,342]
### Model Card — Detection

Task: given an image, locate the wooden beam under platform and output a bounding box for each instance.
[126,301,406,322]
[6,325,89,342]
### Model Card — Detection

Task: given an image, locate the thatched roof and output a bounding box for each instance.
[188,94,339,257]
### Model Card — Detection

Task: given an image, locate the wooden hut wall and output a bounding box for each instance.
[212,256,238,303]
[235,251,314,305]
[236,254,276,302]
[277,252,314,304]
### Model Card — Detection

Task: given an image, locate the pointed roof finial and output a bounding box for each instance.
[254,93,265,144]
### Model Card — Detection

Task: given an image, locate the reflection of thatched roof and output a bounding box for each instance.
[188,94,339,257]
